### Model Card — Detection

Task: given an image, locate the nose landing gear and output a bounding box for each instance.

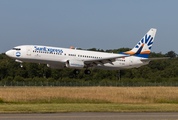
[20,64,23,68]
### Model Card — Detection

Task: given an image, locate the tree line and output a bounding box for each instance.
[0,48,177,83]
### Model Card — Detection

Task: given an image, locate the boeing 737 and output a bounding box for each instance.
[5,28,167,74]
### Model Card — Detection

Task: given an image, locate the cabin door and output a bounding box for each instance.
[26,46,31,56]
[129,57,133,66]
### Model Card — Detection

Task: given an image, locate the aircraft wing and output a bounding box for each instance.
[141,57,170,62]
[84,54,132,65]
[84,41,146,66]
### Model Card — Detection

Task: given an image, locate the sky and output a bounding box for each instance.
[0,0,178,54]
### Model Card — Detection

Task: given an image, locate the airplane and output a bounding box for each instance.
[5,28,168,75]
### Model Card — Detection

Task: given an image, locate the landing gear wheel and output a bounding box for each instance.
[73,69,79,75]
[20,64,23,68]
[84,69,91,75]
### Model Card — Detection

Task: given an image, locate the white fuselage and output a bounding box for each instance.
[6,45,149,70]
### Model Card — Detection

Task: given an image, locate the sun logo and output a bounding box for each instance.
[16,52,21,57]
[135,34,154,50]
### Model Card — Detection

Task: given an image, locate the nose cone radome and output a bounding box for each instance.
[5,50,12,57]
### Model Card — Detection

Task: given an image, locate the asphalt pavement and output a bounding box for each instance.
[0,112,178,120]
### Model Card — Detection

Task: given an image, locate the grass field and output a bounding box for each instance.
[0,87,178,113]
[1,103,178,113]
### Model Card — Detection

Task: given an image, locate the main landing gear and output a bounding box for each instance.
[73,69,80,75]
[73,69,91,75]
[84,69,91,75]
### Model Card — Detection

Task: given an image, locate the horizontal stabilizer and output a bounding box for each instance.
[141,57,170,62]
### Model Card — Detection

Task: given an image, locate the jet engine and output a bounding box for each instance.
[66,60,84,69]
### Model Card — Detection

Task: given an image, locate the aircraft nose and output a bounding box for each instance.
[5,50,12,57]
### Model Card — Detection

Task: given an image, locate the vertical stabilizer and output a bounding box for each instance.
[123,28,157,58]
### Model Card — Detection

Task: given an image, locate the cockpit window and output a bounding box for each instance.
[12,48,21,50]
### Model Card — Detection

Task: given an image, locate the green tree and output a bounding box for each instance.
[165,51,177,58]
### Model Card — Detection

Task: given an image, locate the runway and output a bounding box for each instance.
[0,112,178,120]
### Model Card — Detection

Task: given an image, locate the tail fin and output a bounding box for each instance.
[123,28,157,58]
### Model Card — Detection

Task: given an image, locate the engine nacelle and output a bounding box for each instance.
[66,60,84,69]
[47,64,64,69]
